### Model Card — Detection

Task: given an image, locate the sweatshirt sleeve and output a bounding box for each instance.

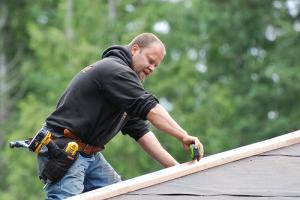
[103,70,158,119]
[121,117,150,141]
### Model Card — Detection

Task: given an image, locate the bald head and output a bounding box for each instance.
[128,33,166,55]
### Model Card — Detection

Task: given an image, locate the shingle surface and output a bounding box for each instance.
[110,143,300,200]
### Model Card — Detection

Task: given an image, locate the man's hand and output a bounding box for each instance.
[181,135,204,160]
[147,104,204,160]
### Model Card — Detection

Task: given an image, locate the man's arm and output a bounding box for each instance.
[147,104,204,158]
[137,131,179,167]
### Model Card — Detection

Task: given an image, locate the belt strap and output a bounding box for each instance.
[63,129,103,155]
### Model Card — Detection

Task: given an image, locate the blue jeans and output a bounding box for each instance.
[37,152,121,200]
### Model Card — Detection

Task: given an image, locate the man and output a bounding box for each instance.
[37,32,204,199]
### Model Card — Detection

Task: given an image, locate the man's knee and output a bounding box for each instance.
[45,178,83,200]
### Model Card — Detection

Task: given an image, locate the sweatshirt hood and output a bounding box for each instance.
[101,45,132,68]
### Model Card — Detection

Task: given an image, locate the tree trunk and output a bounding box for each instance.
[65,0,74,40]
[0,52,8,124]
[108,0,117,43]
[0,2,8,124]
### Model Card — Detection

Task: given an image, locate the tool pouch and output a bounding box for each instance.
[40,139,78,183]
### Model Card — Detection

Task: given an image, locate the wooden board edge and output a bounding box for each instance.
[67,130,300,200]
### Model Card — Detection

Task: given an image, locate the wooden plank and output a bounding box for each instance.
[67,130,300,200]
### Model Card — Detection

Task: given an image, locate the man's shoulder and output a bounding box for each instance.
[91,58,132,74]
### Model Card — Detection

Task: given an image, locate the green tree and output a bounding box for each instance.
[1,0,300,199]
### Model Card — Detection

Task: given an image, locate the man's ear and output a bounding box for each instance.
[131,44,140,56]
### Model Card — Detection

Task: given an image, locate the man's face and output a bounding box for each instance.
[131,42,165,81]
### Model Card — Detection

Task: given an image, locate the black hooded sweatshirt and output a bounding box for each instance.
[45,46,158,147]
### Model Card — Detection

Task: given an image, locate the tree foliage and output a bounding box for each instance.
[0,0,299,199]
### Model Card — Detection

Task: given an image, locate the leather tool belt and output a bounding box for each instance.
[63,129,103,155]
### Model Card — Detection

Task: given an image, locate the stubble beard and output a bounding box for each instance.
[139,72,146,82]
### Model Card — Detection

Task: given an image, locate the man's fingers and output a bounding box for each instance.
[182,136,204,160]
[198,142,204,159]
[193,138,204,159]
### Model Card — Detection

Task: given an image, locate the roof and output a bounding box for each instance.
[113,143,300,200]
[67,130,300,200]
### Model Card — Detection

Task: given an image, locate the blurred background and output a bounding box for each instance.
[0,0,299,199]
